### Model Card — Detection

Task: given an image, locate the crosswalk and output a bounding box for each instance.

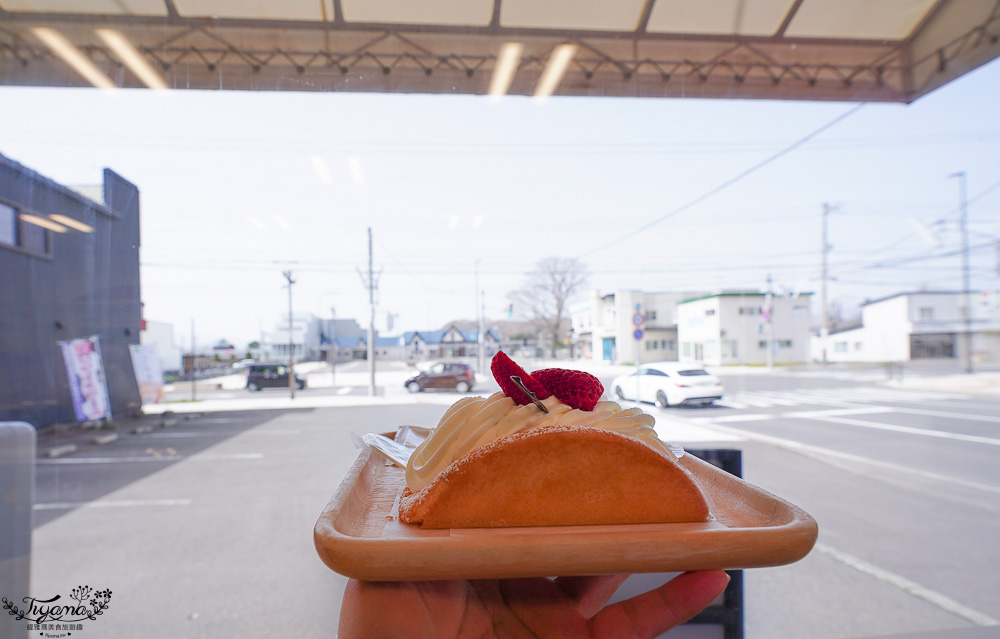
[768,370,894,382]
[715,386,970,409]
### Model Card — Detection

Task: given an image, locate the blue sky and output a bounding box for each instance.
[2,57,998,348]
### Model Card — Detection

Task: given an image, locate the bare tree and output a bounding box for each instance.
[508,257,589,357]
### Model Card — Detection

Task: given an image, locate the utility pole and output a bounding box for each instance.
[357,228,379,396]
[330,307,336,385]
[190,318,196,402]
[475,260,485,376]
[283,271,296,399]
[950,171,973,374]
[820,203,834,366]
[765,274,774,371]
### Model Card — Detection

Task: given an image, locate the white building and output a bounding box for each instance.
[571,290,703,364]
[677,291,813,366]
[262,313,326,362]
[140,319,183,374]
[816,291,1000,363]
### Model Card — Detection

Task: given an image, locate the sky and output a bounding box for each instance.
[2,57,998,349]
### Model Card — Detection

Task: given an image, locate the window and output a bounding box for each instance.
[722,339,738,358]
[739,307,756,315]
[0,202,15,246]
[835,342,848,352]
[705,309,715,316]
[919,307,934,320]
[682,342,691,357]
[646,310,657,320]
[0,202,49,254]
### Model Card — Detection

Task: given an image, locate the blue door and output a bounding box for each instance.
[602,337,616,361]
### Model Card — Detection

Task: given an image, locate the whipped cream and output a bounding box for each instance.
[405,392,673,491]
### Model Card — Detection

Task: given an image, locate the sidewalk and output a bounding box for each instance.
[886,371,1000,395]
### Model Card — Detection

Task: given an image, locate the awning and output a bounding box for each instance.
[1,0,998,102]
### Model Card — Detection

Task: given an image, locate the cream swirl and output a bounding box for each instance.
[405,392,672,491]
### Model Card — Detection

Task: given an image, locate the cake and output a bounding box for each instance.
[398,352,711,529]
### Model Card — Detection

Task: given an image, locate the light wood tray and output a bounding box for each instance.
[314,427,818,581]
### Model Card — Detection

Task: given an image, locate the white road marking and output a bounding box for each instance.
[716,386,976,410]
[336,386,353,395]
[805,414,1000,447]
[141,430,300,438]
[714,399,748,409]
[693,422,1000,495]
[815,543,1000,626]
[34,499,193,510]
[37,453,264,464]
[784,406,894,418]
[890,405,1000,424]
[704,414,772,423]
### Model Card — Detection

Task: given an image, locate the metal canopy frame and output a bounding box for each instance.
[1,0,998,102]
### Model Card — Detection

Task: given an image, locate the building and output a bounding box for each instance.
[677,291,813,366]
[140,319,183,374]
[402,326,500,361]
[571,290,702,365]
[816,291,1000,363]
[261,313,370,363]
[0,153,141,427]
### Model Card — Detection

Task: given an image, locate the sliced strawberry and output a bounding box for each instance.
[532,368,604,411]
[491,351,550,406]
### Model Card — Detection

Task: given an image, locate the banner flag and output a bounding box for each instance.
[129,344,164,405]
[59,336,112,422]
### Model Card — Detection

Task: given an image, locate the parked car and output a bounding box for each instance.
[405,362,475,393]
[246,363,306,391]
[610,362,722,408]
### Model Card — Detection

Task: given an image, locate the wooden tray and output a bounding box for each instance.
[314,427,818,581]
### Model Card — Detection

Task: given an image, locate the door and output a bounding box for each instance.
[602,337,616,361]
[268,366,285,388]
[425,363,448,388]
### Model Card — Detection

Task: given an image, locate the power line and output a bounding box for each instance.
[581,103,866,257]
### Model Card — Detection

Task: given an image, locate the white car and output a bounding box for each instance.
[610,362,723,408]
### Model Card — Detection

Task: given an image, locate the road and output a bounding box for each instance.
[22,363,1000,639]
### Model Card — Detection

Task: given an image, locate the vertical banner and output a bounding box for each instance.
[129,344,164,405]
[59,336,112,422]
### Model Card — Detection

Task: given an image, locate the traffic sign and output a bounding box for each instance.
[633,328,644,341]
[633,312,645,326]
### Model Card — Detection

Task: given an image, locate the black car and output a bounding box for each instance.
[246,363,306,391]
[405,362,475,393]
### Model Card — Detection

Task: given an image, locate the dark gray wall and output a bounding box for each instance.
[0,153,141,428]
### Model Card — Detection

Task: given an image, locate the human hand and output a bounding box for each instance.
[338,570,730,638]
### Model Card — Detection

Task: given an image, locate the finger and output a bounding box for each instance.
[589,570,730,639]
[553,575,630,618]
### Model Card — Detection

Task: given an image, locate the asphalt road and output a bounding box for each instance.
[22,366,1000,639]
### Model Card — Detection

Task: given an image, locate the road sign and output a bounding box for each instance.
[633,312,645,326]
[633,328,644,340]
